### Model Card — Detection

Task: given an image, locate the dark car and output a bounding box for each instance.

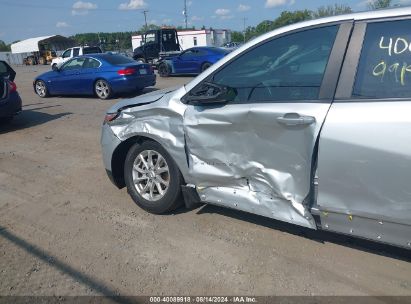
[157,47,230,77]
[0,61,22,122]
[34,53,156,100]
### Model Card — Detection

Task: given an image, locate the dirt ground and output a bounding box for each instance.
[0,65,410,298]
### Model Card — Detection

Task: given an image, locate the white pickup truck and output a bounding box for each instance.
[51,46,102,68]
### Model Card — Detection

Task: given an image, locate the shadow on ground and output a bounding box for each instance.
[47,87,159,101]
[0,226,136,303]
[196,204,411,262]
[0,107,71,134]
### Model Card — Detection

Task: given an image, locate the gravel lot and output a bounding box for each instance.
[0,65,410,298]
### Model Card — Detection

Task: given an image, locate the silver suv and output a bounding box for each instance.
[101,7,411,249]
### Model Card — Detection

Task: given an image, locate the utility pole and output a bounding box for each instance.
[183,0,188,29]
[142,10,148,30]
[243,17,247,43]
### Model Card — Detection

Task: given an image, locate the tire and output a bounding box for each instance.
[201,62,212,72]
[39,57,46,65]
[135,57,146,63]
[158,62,171,77]
[51,63,57,70]
[124,141,183,214]
[94,79,112,100]
[34,80,49,98]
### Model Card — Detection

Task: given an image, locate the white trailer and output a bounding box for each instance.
[131,29,231,51]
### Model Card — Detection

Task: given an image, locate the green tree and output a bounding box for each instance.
[312,4,352,18]
[271,10,313,29]
[0,40,10,52]
[231,31,244,42]
[367,0,391,9]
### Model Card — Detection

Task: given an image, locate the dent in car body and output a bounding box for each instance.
[107,85,328,228]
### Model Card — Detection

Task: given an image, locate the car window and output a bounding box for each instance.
[62,49,71,58]
[73,48,80,57]
[83,47,102,54]
[83,58,100,69]
[353,19,411,99]
[102,54,135,65]
[61,58,86,71]
[209,25,338,103]
[181,50,196,58]
[0,61,8,75]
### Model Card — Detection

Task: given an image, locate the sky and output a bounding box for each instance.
[0,0,410,44]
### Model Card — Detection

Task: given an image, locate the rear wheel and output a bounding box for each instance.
[39,57,46,65]
[94,79,112,100]
[35,80,48,98]
[201,62,212,72]
[124,141,183,214]
[158,62,171,77]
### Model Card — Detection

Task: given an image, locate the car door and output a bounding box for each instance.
[174,49,198,73]
[0,61,15,99]
[182,23,352,228]
[49,57,86,94]
[79,57,101,93]
[317,19,411,247]
[0,61,16,81]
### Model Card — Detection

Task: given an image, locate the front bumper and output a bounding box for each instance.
[0,92,22,118]
[101,123,122,175]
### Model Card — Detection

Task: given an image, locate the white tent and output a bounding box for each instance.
[11,35,74,54]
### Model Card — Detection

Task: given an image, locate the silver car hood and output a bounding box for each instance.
[107,86,181,114]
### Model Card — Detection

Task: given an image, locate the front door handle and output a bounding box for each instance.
[277,113,315,126]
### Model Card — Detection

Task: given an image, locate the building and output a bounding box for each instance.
[131,29,231,51]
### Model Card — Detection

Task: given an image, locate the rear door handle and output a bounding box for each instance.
[277,114,315,126]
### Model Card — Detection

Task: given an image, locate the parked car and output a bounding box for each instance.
[0,61,22,123]
[34,53,156,100]
[157,47,230,77]
[101,8,411,249]
[51,46,102,69]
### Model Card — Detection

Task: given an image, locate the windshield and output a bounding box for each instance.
[83,47,102,54]
[102,54,136,65]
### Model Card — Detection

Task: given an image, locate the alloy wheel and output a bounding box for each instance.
[35,81,46,97]
[132,150,170,202]
[95,80,110,99]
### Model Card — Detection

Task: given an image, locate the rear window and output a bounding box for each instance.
[103,54,136,65]
[353,19,411,99]
[83,47,102,54]
[209,47,230,55]
[0,79,5,99]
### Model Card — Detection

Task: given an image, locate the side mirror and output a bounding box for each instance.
[52,64,60,72]
[183,82,236,105]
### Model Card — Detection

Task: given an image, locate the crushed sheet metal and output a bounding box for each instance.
[198,186,315,228]
[183,103,331,229]
[110,86,193,181]
[109,87,327,229]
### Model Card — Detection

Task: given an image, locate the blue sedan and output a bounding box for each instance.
[157,47,230,77]
[34,53,156,100]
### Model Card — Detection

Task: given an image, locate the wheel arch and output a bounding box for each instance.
[33,78,49,95]
[111,135,186,189]
[93,77,112,96]
[200,61,212,72]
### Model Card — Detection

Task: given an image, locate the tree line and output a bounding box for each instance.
[0,0,392,52]
[232,1,391,42]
